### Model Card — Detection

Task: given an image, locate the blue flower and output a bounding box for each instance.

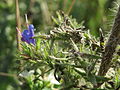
[21,24,35,45]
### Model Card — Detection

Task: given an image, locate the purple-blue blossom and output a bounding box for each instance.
[21,24,35,45]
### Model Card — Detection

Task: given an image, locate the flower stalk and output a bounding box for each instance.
[96,6,120,88]
[15,0,22,51]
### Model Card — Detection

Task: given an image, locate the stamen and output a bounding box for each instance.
[25,14,29,28]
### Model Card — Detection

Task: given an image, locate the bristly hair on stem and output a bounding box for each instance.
[15,0,22,51]
[96,6,120,88]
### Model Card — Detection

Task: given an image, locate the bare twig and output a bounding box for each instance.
[0,72,17,78]
[15,0,22,51]
[67,0,76,15]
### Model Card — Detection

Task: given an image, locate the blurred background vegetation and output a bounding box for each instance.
[0,0,117,89]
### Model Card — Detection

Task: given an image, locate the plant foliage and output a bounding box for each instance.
[16,12,120,89]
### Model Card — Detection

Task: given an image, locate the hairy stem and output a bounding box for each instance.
[96,6,120,87]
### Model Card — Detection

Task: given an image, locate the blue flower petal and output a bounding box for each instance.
[29,24,34,31]
[21,25,36,45]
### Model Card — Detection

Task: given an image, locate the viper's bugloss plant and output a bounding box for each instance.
[16,11,120,90]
